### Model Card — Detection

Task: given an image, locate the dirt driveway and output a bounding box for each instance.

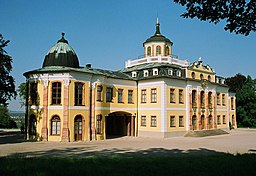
[0,129,256,158]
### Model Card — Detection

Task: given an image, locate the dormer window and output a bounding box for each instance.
[132,71,137,78]
[200,74,204,80]
[176,70,181,77]
[143,70,149,77]
[153,68,158,76]
[191,72,195,79]
[168,69,173,75]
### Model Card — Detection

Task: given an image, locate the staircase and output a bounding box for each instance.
[184,129,229,137]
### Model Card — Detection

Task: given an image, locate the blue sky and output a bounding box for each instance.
[1,0,256,111]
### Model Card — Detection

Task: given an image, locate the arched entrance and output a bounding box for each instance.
[29,114,37,135]
[208,115,213,129]
[201,115,205,130]
[106,112,135,138]
[192,115,197,130]
[74,115,83,141]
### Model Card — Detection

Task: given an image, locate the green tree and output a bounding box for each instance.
[0,34,17,106]
[18,82,26,108]
[225,73,246,92]
[0,105,17,128]
[236,76,256,127]
[173,0,256,36]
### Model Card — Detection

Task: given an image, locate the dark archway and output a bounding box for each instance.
[201,115,205,130]
[29,114,37,135]
[192,115,197,130]
[106,112,135,139]
[74,115,83,141]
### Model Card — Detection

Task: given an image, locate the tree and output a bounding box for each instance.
[18,82,26,108]
[235,76,256,127]
[225,73,246,92]
[173,0,256,36]
[0,34,16,106]
[0,105,17,128]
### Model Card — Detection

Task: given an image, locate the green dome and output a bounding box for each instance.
[143,19,173,46]
[42,33,80,68]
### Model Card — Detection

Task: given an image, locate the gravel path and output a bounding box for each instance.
[0,129,255,158]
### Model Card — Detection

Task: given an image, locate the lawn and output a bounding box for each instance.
[0,154,256,176]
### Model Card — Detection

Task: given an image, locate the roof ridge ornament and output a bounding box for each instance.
[155,17,161,35]
[57,32,68,44]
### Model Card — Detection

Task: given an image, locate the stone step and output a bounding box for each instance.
[184,129,229,137]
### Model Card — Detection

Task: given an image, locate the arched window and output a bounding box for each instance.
[29,114,37,135]
[208,92,212,108]
[147,47,151,56]
[192,115,197,130]
[74,115,83,141]
[156,45,161,55]
[191,72,195,79]
[200,91,205,108]
[192,90,197,107]
[165,46,169,56]
[209,115,213,128]
[208,75,211,81]
[200,74,204,80]
[51,115,60,135]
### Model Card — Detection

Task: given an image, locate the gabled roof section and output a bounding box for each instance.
[188,57,215,74]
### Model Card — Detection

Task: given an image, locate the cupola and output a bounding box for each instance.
[143,18,173,57]
[42,33,80,68]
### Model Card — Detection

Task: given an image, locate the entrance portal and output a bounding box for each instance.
[106,112,135,138]
[74,115,83,141]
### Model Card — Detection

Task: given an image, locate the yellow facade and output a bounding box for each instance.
[24,19,236,142]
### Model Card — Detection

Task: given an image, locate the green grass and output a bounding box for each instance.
[0,154,256,176]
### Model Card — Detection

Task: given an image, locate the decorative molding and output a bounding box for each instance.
[63,79,70,87]
[95,107,137,111]
[68,106,90,110]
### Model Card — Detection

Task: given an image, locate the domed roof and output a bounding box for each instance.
[42,33,80,68]
[143,18,173,46]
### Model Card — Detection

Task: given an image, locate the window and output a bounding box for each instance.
[51,115,60,135]
[179,116,184,127]
[231,97,234,110]
[208,75,211,81]
[52,82,61,105]
[168,69,173,75]
[192,90,197,107]
[75,82,84,106]
[200,91,205,108]
[143,70,149,77]
[147,46,151,56]
[208,92,212,108]
[170,88,175,103]
[222,94,226,106]
[217,93,220,105]
[170,116,175,127]
[176,70,181,77]
[141,89,147,103]
[106,87,113,102]
[151,116,157,127]
[151,88,157,103]
[223,115,226,124]
[128,90,133,103]
[97,85,103,101]
[132,71,137,78]
[156,45,161,55]
[96,115,102,134]
[165,46,170,56]
[30,82,38,105]
[217,115,221,125]
[179,89,183,104]
[191,72,195,79]
[141,116,146,126]
[153,68,158,76]
[232,115,235,125]
[200,74,204,80]
[118,89,123,103]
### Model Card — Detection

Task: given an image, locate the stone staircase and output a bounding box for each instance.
[184,129,229,137]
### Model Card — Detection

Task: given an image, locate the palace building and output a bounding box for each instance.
[24,19,236,141]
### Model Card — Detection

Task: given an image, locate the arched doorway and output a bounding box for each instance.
[208,115,213,129]
[106,112,135,138]
[29,114,37,135]
[201,115,205,130]
[192,115,197,130]
[74,115,83,141]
